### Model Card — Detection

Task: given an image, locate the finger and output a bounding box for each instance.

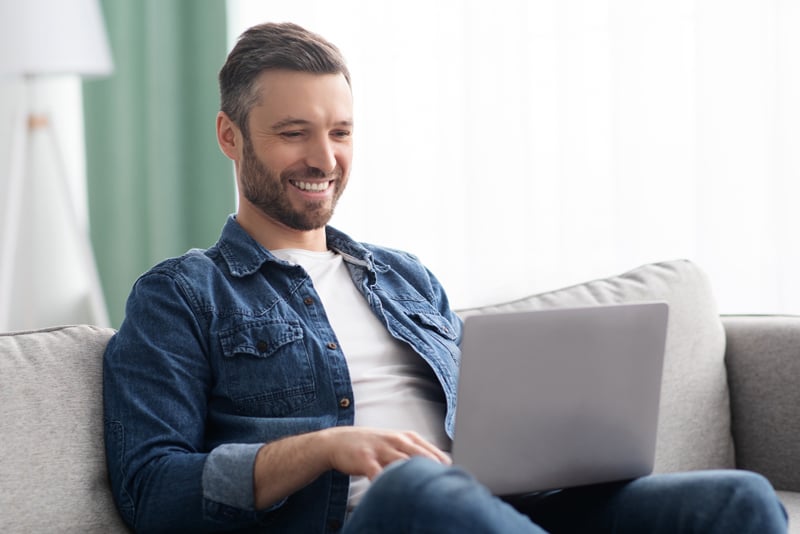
[400,432,452,464]
[363,458,387,480]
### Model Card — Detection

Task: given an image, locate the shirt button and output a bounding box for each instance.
[328,518,342,531]
[326,342,338,350]
[303,296,314,305]
[256,341,268,352]
[339,397,351,409]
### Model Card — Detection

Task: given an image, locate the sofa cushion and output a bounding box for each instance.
[457,259,734,473]
[776,491,800,534]
[0,325,129,533]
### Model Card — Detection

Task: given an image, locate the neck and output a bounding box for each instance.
[236,205,328,252]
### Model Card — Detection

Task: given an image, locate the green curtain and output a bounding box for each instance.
[83,0,235,328]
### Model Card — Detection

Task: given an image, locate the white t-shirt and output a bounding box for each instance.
[271,249,451,509]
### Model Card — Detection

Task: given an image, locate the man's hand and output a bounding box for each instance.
[253,427,450,509]
[322,427,451,481]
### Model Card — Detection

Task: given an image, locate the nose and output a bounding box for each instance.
[305,136,337,175]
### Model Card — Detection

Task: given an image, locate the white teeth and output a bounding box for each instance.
[294,181,331,192]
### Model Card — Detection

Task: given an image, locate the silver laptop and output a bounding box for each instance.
[451,301,669,495]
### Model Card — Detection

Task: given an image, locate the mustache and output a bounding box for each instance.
[282,166,343,181]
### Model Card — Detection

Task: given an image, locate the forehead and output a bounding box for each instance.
[249,70,353,125]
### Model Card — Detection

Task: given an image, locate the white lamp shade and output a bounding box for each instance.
[0,0,113,77]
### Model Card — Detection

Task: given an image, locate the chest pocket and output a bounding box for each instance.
[219,320,316,417]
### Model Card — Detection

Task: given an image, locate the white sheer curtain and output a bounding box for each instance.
[227,0,800,314]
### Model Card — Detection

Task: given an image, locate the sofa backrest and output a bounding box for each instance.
[458,259,735,473]
[0,325,130,533]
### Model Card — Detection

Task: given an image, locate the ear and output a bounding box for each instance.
[216,111,242,161]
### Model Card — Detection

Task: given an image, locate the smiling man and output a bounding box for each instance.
[227,69,353,243]
[103,22,787,533]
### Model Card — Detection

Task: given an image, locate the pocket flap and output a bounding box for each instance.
[410,312,458,340]
[220,321,304,359]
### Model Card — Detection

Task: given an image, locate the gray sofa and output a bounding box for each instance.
[1,259,797,532]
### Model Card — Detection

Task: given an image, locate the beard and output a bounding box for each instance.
[239,136,346,231]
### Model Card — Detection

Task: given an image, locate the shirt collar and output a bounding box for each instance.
[216,215,376,277]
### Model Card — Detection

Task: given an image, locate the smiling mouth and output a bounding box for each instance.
[291,180,332,192]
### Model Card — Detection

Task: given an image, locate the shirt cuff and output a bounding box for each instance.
[202,442,264,510]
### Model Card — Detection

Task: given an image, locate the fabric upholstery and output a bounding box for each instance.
[724,316,800,491]
[777,491,800,529]
[458,259,735,473]
[0,325,129,533]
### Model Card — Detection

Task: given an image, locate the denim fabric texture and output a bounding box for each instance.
[103,216,462,533]
[344,458,788,534]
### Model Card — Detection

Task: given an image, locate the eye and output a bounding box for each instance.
[332,129,352,139]
[279,131,305,139]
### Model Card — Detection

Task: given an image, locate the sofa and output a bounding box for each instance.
[0,259,797,532]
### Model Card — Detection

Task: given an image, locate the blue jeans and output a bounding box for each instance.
[343,457,788,533]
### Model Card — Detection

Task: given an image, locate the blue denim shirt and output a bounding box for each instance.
[103,216,463,533]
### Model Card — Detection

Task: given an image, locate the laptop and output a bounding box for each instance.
[451,301,669,496]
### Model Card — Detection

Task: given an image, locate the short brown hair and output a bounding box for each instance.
[219,22,351,135]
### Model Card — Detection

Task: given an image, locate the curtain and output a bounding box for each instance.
[84,0,234,327]
[228,0,800,314]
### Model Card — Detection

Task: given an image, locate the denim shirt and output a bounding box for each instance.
[103,216,463,533]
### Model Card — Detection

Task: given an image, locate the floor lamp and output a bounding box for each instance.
[0,0,114,332]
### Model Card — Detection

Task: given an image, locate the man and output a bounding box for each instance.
[104,22,787,533]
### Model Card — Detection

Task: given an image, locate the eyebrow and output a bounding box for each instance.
[269,117,354,131]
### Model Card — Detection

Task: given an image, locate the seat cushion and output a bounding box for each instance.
[0,325,129,533]
[457,259,734,473]
[777,491,800,534]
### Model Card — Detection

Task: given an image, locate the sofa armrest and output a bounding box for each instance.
[723,315,800,491]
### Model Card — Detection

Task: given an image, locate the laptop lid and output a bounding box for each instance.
[451,301,669,495]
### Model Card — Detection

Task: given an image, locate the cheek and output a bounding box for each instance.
[256,142,304,171]
[336,147,353,172]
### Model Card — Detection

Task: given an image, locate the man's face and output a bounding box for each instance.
[238,70,353,231]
